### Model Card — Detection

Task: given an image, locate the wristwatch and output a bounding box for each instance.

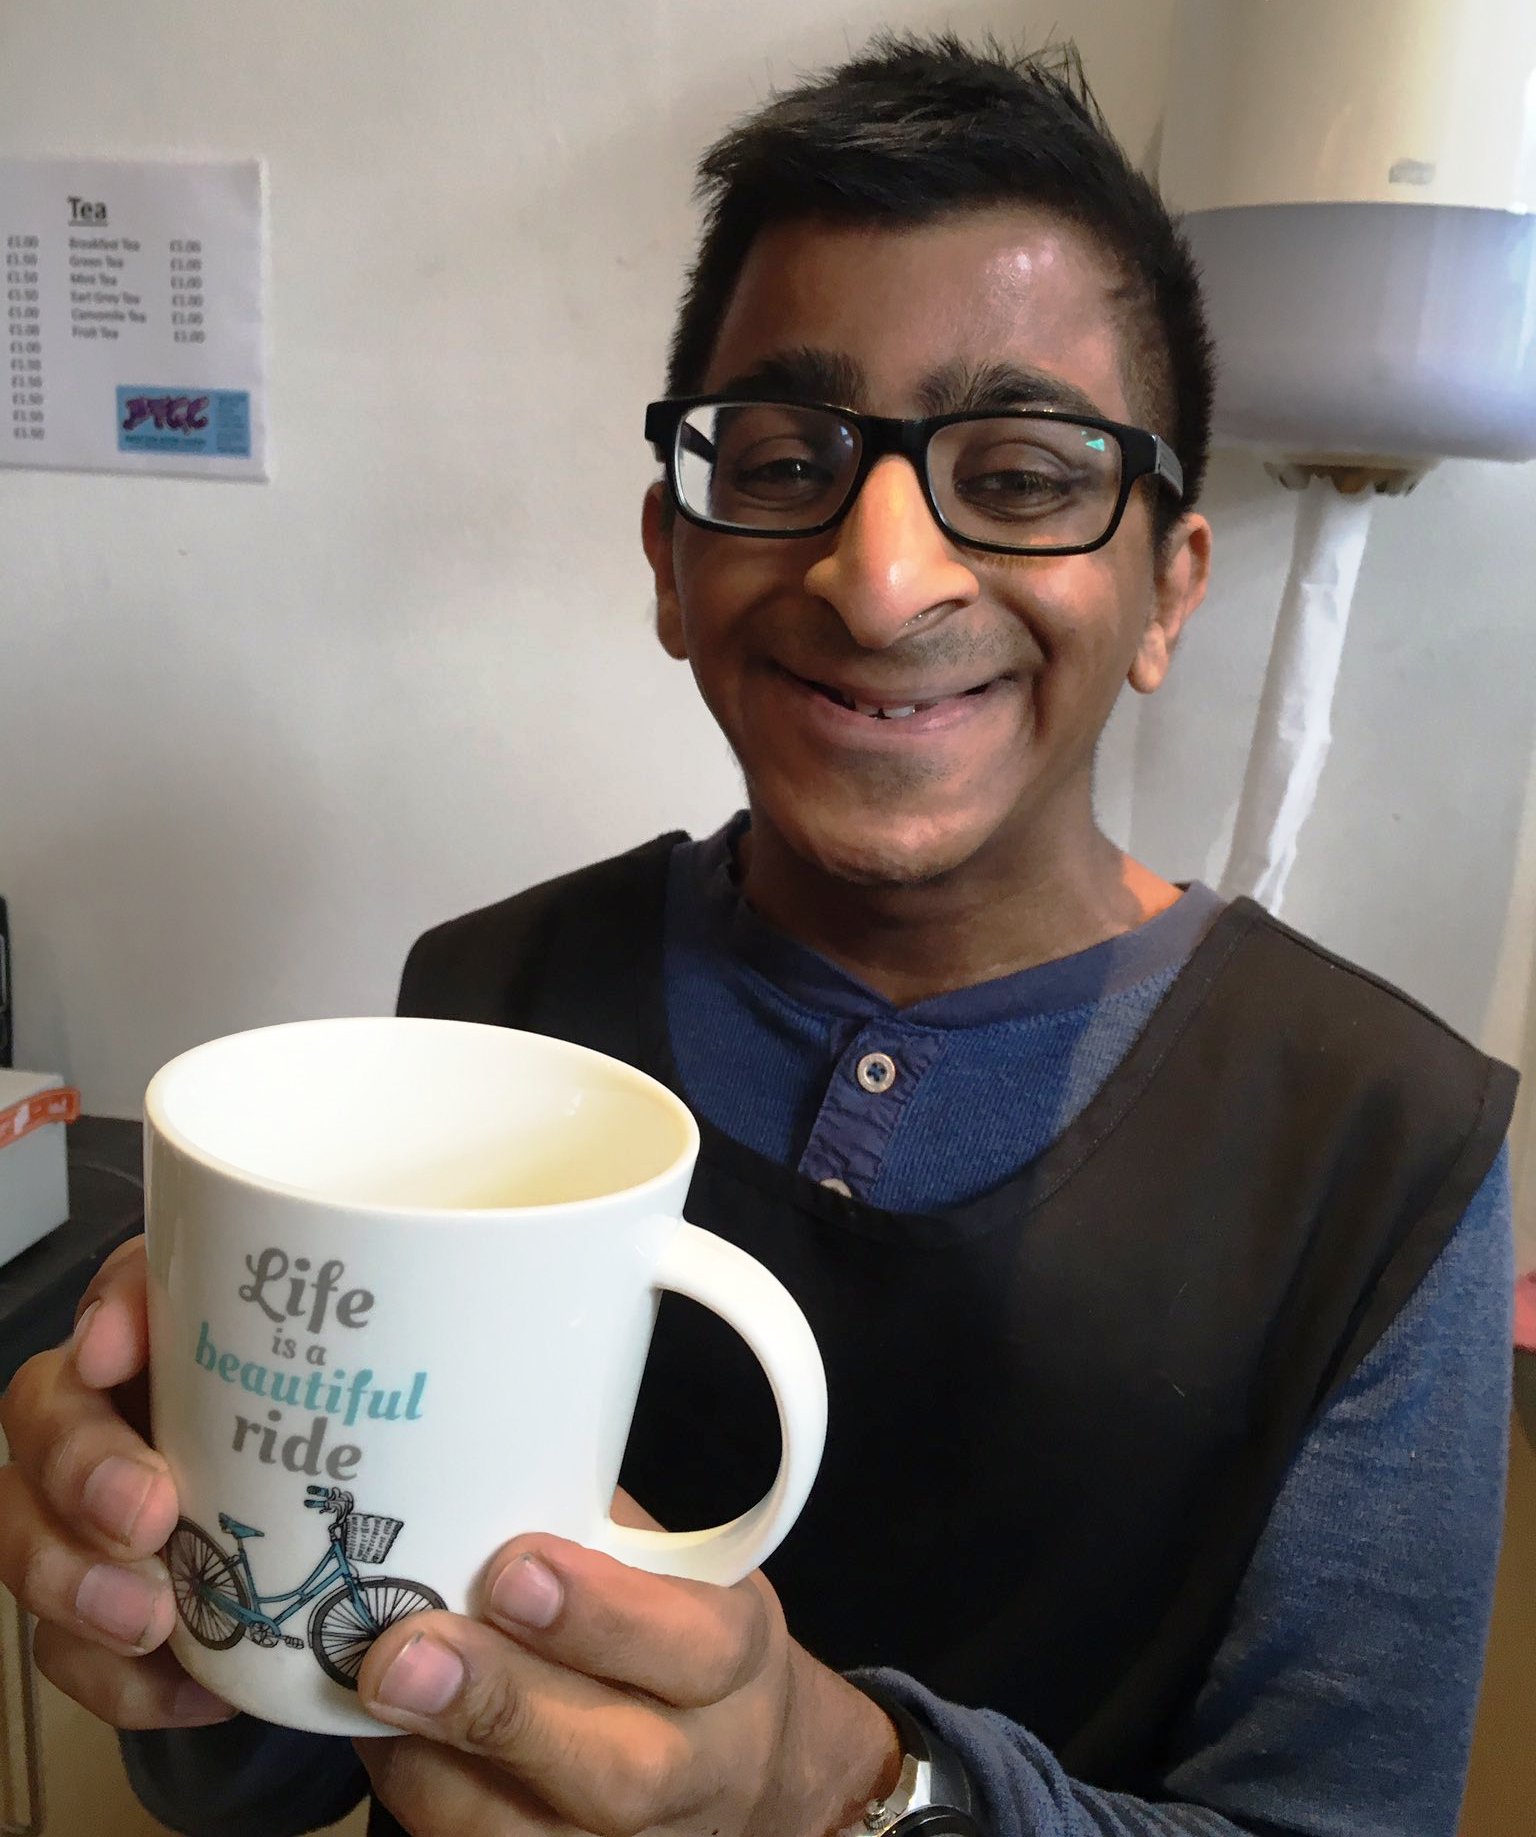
[840,1679,983,1837]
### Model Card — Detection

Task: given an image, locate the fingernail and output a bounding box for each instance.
[76,1563,160,1647]
[375,1635,465,1716]
[82,1455,159,1545]
[71,1299,102,1365]
[490,1553,563,1629]
[173,1678,237,1722]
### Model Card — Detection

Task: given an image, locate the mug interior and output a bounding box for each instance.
[147,1018,695,1209]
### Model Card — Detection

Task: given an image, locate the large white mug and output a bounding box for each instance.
[143,1016,827,1736]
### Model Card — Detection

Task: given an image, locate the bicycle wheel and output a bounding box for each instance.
[308,1576,445,1688]
[165,1518,250,1650]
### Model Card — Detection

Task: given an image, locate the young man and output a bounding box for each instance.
[0,36,1514,1837]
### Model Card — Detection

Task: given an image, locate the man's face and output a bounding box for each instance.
[644,207,1210,889]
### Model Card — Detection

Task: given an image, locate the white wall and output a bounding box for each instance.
[2,0,1533,1218]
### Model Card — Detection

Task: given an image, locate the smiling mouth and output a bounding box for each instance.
[795,675,1000,721]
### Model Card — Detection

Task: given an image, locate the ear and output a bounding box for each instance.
[642,482,687,661]
[1128,512,1211,695]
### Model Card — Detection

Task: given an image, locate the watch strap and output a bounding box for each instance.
[841,1678,981,1837]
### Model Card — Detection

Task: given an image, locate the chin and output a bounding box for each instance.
[779,804,997,890]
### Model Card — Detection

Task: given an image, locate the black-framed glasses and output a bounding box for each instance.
[645,396,1184,557]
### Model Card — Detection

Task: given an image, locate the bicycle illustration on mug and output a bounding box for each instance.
[165,1484,445,1688]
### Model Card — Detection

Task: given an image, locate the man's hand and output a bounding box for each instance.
[0,1236,236,1728]
[354,1532,900,1837]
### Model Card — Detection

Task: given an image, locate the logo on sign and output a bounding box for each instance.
[121,394,210,436]
[116,386,252,459]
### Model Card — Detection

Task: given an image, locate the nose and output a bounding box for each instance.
[802,455,980,649]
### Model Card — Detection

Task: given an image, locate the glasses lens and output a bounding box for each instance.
[675,402,860,531]
[928,417,1123,551]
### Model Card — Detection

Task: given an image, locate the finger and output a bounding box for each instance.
[358,1612,695,1834]
[71,1235,150,1392]
[0,1344,177,1560]
[480,1533,773,1708]
[356,1735,564,1837]
[32,1620,236,1729]
[0,1469,177,1656]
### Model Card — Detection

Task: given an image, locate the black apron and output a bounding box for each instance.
[367,833,1512,1831]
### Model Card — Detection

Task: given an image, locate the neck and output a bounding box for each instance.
[737,810,1182,1007]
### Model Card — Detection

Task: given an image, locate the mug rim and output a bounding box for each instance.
[143,1015,701,1219]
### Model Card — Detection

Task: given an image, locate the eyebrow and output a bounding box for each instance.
[714,348,868,407]
[711,349,1106,421]
[917,360,1106,420]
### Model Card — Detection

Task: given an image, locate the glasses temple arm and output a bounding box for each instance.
[1152,436,1184,500]
[679,423,717,464]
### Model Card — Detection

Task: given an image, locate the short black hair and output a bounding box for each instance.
[665,33,1215,537]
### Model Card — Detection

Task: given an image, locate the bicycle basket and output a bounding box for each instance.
[342,1512,403,1564]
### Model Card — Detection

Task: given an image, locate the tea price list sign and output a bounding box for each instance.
[2,156,267,480]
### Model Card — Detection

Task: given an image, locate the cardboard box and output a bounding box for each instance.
[0,1068,75,1267]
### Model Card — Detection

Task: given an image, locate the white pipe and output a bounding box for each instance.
[1218,480,1375,914]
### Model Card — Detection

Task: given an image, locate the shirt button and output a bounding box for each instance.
[819,1176,853,1197]
[855,1051,897,1093]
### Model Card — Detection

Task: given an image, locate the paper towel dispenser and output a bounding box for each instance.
[1160,0,1536,473]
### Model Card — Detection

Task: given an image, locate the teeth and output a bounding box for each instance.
[814,681,969,719]
[815,679,996,716]
[852,700,922,719]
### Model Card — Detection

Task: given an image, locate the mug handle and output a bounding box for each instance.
[595,1221,828,1586]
